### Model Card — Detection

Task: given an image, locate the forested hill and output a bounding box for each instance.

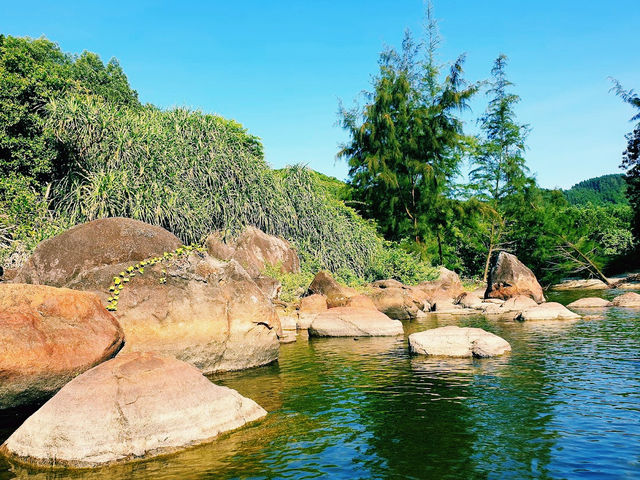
[563,174,628,206]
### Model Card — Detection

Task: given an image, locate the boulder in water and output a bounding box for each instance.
[409,326,511,357]
[485,252,544,303]
[0,352,267,467]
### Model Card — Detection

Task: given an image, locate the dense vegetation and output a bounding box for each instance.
[563,174,628,206]
[1,19,637,287]
[337,7,636,284]
[0,34,435,284]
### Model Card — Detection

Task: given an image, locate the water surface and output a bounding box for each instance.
[1,290,639,479]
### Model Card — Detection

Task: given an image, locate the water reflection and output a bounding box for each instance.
[1,292,639,479]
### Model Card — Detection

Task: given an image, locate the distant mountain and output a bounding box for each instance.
[564,174,628,206]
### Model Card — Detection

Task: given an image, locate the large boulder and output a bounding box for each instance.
[206,226,300,278]
[611,292,640,307]
[308,307,403,337]
[297,293,328,329]
[107,252,281,374]
[515,302,580,321]
[0,353,267,467]
[416,267,464,304]
[408,326,511,357]
[567,297,612,308]
[307,271,356,308]
[14,218,181,288]
[0,284,124,409]
[485,252,544,303]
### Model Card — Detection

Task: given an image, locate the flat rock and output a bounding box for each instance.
[567,297,612,308]
[611,292,640,307]
[408,326,511,357]
[485,252,544,303]
[308,307,403,337]
[551,279,609,290]
[0,284,124,409]
[14,218,181,288]
[0,353,266,467]
[515,302,581,321]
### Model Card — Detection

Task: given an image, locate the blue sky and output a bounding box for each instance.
[2,1,638,189]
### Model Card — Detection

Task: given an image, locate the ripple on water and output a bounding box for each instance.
[1,291,640,479]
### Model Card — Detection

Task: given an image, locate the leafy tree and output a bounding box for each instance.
[611,80,640,242]
[469,54,533,280]
[338,9,477,264]
[0,35,139,187]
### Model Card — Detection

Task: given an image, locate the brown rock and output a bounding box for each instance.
[1,353,267,467]
[611,292,640,307]
[0,284,124,409]
[300,294,328,313]
[108,252,281,374]
[367,286,426,320]
[14,218,182,288]
[308,271,356,308]
[252,275,282,300]
[206,226,300,278]
[485,252,544,303]
[345,294,377,310]
[417,267,464,304]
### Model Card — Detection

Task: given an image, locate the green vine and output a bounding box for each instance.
[105,244,205,311]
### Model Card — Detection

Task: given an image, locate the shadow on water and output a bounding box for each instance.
[1,291,640,479]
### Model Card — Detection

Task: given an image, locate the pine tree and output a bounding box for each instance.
[338,6,476,264]
[470,54,532,280]
[611,80,640,243]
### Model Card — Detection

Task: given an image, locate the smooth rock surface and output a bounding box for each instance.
[552,279,609,290]
[417,267,464,304]
[205,226,300,278]
[515,302,581,321]
[0,284,124,409]
[309,307,403,337]
[611,292,640,307]
[501,295,539,312]
[367,286,426,320]
[485,252,544,303]
[14,218,181,288]
[409,326,511,357]
[567,297,613,308]
[345,294,378,310]
[110,252,281,374]
[0,353,267,467]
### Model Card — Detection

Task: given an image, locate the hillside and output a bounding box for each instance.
[564,174,628,206]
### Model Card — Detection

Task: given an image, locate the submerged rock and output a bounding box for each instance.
[408,326,511,357]
[515,302,580,321]
[205,226,300,278]
[0,353,267,467]
[611,292,640,307]
[110,252,281,374]
[0,284,124,409]
[308,307,403,337]
[567,297,612,308]
[485,252,544,303]
[14,217,181,288]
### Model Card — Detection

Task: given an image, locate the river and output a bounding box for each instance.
[1,289,639,479]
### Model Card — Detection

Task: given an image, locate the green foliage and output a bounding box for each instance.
[43,94,383,277]
[338,17,477,261]
[0,174,71,265]
[0,35,139,186]
[366,241,439,285]
[563,174,628,206]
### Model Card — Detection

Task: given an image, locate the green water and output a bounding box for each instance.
[1,289,640,479]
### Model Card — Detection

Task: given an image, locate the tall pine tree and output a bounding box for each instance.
[338,6,476,264]
[470,54,532,280]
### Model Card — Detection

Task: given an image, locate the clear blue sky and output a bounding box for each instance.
[2,1,638,189]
